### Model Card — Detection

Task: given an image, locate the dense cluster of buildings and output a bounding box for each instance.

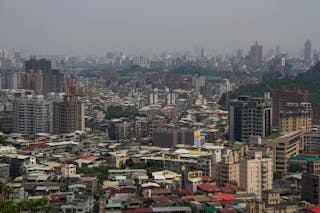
[0,41,320,212]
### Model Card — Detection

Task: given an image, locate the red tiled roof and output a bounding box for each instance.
[79,155,101,161]
[217,209,236,213]
[304,207,320,213]
[201,176,213,182]
[17,151,31,155]
[49,199,65,204]
[36,136,49,141]
[217,194,235,201]
[219,187,235,193]
[122,208,153,213]
[137,196,148,202]
[29,143,49,149]
[197,183,215,192]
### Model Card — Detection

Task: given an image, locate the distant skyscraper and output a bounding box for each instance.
[14,52,21,64]
[201,48,208,59]
[249,41,263,68]
[229,95,272,142]
[25,59,63,94]
[304,39,313,66]
[275,45,281,56]
[192,74,205,93]
[51,69,64,93]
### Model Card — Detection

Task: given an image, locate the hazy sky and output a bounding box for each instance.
[0,0,319,55]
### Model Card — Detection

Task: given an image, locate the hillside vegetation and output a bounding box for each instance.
[220,62,320,108]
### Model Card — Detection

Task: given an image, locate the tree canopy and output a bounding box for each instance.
[220,62,320,108]
[106,105,140,119]
[0,182,51,213]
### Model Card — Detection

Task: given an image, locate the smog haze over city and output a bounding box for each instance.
[0,0,320,55]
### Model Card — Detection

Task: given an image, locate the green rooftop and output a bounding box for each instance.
[204,206,218,212]
[290,155,320,161]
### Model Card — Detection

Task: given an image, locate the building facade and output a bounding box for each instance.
[152,128,194,148]
[216,151,240,186]
[229,96,272,142]
[301,160,320,204]
[304,39,313,66]
[250,41,263,68]
[13,95,53,135]
[262,130,303,174]
[279,102,312,134]
[239,151,273,196]
[272,88,309,129]
[53,95,85,134]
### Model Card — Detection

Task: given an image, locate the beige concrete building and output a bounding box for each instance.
[262,130,303,174]
[216,151,240,186]
[279,102,312,134]
[246,190,299,213]
[239,151,273,196]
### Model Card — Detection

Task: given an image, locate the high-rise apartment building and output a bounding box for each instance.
[304,132,320,154]
[24,59,63,94]
[271,88,309,129]
[216,151,240,186]
[201,48,208,59]
[51,69,64,93]
[262,130,303,174]
[0,71,19,89]
[250,41,263,68]
[53,95,85,134]
[192,74,205,93]
[165,91,176,105]
[229,96,272,142]
[301,161,320,204]
[25,59,49,93]
[239,151,273,196]
[279,102,312,134]
[149,88,159,105]
[304,39,313,66]
[13,95,53,135]
[152,128,194,148]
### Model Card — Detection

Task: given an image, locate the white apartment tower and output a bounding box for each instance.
[239,151,273,196]
[149,88,159,105]
[13,95,53,135]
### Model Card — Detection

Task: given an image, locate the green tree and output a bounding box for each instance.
[0,182,50,213]
[77,165,116,181]
[106,105,123,119]
[0,135,10,146]
[106,105,140,119]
